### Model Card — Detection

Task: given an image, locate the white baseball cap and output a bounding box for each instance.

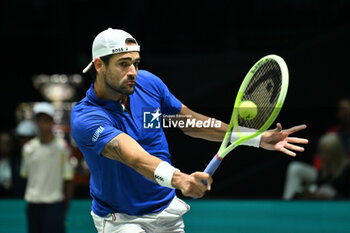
[33,102,55,118]
[83,28,140,73]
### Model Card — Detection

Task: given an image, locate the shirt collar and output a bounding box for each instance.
[86,83,124,112]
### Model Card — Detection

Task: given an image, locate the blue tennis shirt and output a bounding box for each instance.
[71,70,182,216]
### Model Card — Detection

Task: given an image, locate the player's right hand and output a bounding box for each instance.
[171,171,213,198]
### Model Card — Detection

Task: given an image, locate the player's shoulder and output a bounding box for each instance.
[72,96,99,114]
[71,98,109,123]
[137,70,167,93]
[138,69,165,84]
[71,100,112,137]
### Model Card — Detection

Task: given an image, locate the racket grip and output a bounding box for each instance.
[192,154,222,199]
[202,154,222,185]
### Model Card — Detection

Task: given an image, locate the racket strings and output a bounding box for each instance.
[239,60,282,130]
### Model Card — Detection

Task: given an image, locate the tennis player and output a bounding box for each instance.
[71,28,308,233]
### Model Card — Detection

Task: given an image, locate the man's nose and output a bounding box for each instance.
[128,64,138,76]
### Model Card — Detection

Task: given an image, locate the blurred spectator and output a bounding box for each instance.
[0,131,15,197]
[313,98,350,169]
[11,120,37,198]
[283,133,350,200]
[20,102,74,233]
[283,98,350,200]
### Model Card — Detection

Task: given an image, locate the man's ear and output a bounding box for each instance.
[94,58,105,74]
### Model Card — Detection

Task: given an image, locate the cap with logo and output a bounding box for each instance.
[83,28,140,73]
[33,102,55,118]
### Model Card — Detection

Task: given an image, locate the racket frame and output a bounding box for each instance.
[217,54,289,160]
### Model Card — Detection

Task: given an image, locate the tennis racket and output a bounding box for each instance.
[203,54,289,177]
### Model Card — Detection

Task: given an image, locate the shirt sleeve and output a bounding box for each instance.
[158,78,182,115]
[71,108,122,156]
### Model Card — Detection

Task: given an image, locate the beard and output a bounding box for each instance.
[104,73,136,96]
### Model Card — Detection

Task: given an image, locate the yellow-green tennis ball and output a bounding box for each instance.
[239,101,258,120]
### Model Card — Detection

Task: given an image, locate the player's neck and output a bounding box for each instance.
[94,80,123,101]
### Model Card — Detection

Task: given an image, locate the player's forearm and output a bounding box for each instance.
[102,133,212,197]
[182,120,227,141]
[102,133,163,182]
[179,105,228,141]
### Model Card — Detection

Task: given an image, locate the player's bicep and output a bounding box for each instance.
[101,134,124,161]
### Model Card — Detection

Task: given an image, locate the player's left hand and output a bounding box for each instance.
[260,123,308,156]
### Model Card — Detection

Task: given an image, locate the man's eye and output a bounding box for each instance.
[134,62,140,69]
[120,62,129,67]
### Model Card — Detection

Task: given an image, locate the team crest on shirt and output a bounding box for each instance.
[143,108,162,129]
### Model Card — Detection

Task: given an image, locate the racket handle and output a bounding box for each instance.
[192,154,222,199]
[202,154,222,184]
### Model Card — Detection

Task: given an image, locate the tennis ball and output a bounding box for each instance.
[238,100,258,120]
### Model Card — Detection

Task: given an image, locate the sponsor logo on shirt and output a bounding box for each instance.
[92,126,104,142]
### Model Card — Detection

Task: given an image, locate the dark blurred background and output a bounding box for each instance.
[1,0,349,199]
